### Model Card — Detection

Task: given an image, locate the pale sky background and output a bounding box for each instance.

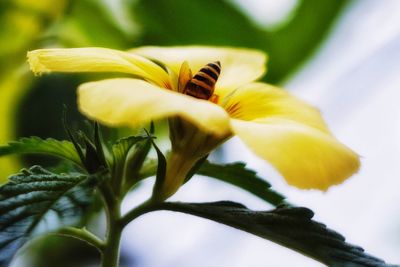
[122,0,400,266]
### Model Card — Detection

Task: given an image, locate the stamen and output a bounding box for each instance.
[182,61,221,100]
[209,94,219,104]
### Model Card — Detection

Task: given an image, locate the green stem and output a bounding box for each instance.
[57,227,105,252]
[101,221,122,267]
[98,178,124,267]
[120,199,160,227]
[99,182,117,208]
[101,198,123,267]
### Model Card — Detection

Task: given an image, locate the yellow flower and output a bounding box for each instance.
[27,46,360,200]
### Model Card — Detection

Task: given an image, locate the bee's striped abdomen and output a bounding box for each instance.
[184,61,221,100]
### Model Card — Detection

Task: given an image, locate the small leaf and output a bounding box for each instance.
[149,121,155,134]
[126,123,155,180]
[0,137,82,167]
[77,131,107,174]
[111,135,148,180]
[198,161,285,206]
[158,201,393,267]
[0,166,102,266]
[149,138,167,198]
[93,122,107,168]
[62,109,86,167]
[184,155,208,183]
[123,136,153,192]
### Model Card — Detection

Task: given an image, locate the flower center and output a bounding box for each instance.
[178,61,221,103]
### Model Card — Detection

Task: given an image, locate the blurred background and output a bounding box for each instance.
[1,0,399,266]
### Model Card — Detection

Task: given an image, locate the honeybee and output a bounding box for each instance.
[183,61,221,100]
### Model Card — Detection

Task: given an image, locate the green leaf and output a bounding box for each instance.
[62,107,86,168]
[93,122,107,168]
[150,139,167,198]
[184,155,208,183]
[158,201,393,267]
[137,158,158,180]
[0,166,101,267]
[78,131,104,174]
[197,161,285,206]
[0,137,82,167]
[122,132,154,192]
[111,135,148,181]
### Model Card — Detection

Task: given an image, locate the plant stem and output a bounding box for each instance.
[57,227,105,252]
[120,199,160,227]
[101,218,123,267]
[100,183,123,267]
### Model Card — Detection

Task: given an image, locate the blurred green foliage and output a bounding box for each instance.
[0,0,67,175]
[55,0,133,48]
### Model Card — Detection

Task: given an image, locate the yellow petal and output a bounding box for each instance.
[131,46,267,90]
[27,47,170,87]
[231,118,360,190]
[223,82,330,133]
[78,78,231,136]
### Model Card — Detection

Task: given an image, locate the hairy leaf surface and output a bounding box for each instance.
[0,166,99,266]
[0,137,81,166]
[158,201,393,267]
